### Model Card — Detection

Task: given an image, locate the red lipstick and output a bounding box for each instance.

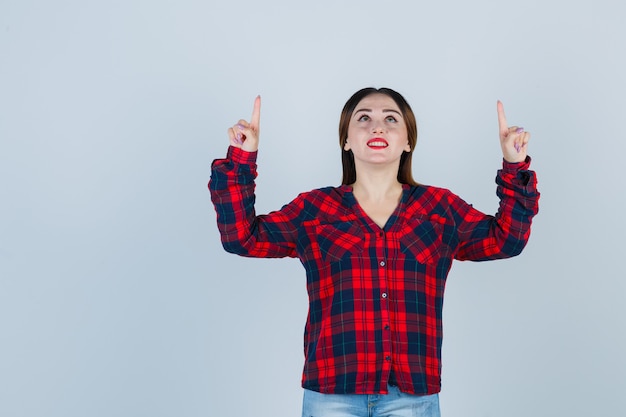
[367,138,389,148]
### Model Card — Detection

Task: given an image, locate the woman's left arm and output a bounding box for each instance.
[453,102,540,261]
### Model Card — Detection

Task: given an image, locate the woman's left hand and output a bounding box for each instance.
[497,100,530,163]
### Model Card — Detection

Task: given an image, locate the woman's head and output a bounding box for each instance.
[339,87,418,186]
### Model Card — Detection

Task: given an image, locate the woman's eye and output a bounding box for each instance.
[358,115,370,122]
[386,116,397,123]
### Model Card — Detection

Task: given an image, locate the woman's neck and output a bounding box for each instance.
[350,169,404,229]
[350,168,403,202]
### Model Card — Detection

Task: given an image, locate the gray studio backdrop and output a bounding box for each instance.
[1,1,624,416]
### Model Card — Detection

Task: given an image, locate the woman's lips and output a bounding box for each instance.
[367,138,389,148]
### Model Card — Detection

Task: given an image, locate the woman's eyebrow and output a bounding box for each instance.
[354,108,402,115]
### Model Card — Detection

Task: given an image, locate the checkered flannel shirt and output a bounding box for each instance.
[209,146,539,395]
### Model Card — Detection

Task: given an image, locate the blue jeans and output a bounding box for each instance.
[302,384,441,417]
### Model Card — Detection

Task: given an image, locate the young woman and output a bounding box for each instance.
[209,88,539,417]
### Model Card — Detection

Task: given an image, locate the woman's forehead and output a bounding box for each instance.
[355,94,400,111]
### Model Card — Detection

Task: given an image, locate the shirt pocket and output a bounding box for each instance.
[314,220,364,263]
[399,214,449,265]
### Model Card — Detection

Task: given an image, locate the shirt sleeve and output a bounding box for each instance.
[208,146,302,258]
[452,156,540,261]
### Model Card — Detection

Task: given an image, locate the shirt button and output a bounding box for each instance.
[384,324,390,330]
[380,260,386,267]
[385,356,392,361]
[382,292,388,299]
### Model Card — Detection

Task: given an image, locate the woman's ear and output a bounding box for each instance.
[344,139,351,151]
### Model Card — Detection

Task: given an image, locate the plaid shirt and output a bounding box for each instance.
[209,146,539,395]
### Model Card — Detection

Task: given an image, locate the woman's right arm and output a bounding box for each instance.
[209,96,301,258]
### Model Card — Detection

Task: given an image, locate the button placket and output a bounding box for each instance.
[376,229,393,378]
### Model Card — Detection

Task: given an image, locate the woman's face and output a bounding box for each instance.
[344,93,410,169]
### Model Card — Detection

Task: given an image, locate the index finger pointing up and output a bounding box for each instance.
[497,100,508,136]
[251,95,261,129]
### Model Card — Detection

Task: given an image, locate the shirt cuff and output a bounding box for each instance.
[212,146,258,169]
[501,155,531,174]
[227,145,258,165]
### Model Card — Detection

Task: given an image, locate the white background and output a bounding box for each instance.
[1,1,624,416]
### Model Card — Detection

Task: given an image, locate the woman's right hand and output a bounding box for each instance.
[228,95,261,153]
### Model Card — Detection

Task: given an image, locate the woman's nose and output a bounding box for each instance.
[372,123,385,133]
